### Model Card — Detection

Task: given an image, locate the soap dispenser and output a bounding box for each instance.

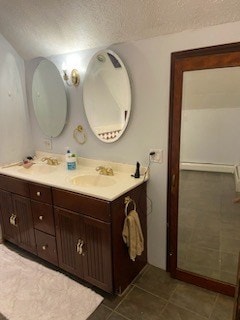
[65,148,76,170]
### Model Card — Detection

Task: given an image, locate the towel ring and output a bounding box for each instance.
[124,196,136,216]
[73,125,87,144]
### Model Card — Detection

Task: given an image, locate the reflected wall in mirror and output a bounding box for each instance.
[32,59,67,137]
[168,43,240,296]
[83,50,131,143]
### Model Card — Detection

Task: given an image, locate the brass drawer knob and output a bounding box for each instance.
[42,245,48,250]
[39,215,43,220]
[36,191,41,197]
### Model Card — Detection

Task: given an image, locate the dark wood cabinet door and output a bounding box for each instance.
[55,207,112,291]
[0,189,18,245]
[54,207,84,278]
[12,194,36,254]
[82,216,112,292]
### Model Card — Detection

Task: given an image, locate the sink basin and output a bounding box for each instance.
[18,164,58,175]
[70,174,116,187]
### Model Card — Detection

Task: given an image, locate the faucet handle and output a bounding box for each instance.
[41,157,50,163]
[41,157,59,165]
[52,158,59,165]
[106,167,114,176]
[96,166,114,175]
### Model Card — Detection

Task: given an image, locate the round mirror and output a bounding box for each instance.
[32,60,67,137]
[83,50,131,143]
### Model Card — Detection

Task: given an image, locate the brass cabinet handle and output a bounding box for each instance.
[39,215,43,220]
[76,239,84,255]
[9,214,17,227]
[36,191,41,197]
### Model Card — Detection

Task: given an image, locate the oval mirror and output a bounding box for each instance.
[83,50,131,143]
[32,60,67,137]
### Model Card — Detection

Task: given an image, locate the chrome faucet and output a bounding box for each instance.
[96,166,114,176]
[41,157,59,166]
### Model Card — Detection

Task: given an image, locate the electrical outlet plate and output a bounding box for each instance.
[149,149,163,163]
[44,139,52,150]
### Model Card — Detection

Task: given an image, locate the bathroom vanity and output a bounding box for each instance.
[0,157,147,294]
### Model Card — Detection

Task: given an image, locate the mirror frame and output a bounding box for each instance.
[167,42,240,297]
[83,49,131,143]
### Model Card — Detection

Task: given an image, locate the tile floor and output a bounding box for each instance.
[89,265,234,320]
[0,243,235,320]
[178,171,240,284]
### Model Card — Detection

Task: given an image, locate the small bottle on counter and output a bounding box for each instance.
[65,149,77,170]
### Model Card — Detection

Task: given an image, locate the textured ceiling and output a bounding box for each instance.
[0,0,240,60]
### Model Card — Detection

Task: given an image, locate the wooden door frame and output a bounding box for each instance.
[167,42,240,297]
[233,253,240,319]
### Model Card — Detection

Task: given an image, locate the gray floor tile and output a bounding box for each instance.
[101,285,133,310]
[178,259,220,280]
[190,231,220,250]
[135,265,178,300]
[221,252,239,275]
[221,222,240,240]
[210,294,234,320]
[87,304,112,320]
[159,302,207,320]
[178,226,193,244]
[116,286,166,320]
[183,246,220,270]
[219,271,237,285]
[108,312,131,320]
[170,283,217,318]
[220,237,240,254]
[178,171,240,284]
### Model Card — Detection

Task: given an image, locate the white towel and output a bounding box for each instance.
[122,210,144,261]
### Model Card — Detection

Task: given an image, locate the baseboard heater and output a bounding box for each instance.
[180,162,234,173]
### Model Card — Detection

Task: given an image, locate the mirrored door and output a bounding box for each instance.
[168,43,240,296]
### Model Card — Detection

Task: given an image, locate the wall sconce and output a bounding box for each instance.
[62,67,80,87]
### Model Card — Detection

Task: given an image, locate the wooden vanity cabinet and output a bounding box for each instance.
[0,175,36,254]
[52,183,147,294]
[0,173,147,294]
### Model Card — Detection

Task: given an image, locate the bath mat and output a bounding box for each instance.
[0,244,103,320]
[0,312,8,320]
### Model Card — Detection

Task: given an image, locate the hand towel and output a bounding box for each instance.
[122,210,144,261]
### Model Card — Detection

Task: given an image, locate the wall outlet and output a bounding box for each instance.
[44,139,52,150]
[149,149,163,163]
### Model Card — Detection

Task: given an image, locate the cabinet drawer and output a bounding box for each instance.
[32,200,55,236]
[52,188,111,222]
[35,230,58,266]
[29,183,52,204]
[0,174,29,197]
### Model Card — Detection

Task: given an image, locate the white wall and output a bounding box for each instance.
[0,34,33,165]
[180,68,240,165]
[26,21,240,270]
[181,108,240,165]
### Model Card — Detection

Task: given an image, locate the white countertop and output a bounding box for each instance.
[0,152,147,201]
